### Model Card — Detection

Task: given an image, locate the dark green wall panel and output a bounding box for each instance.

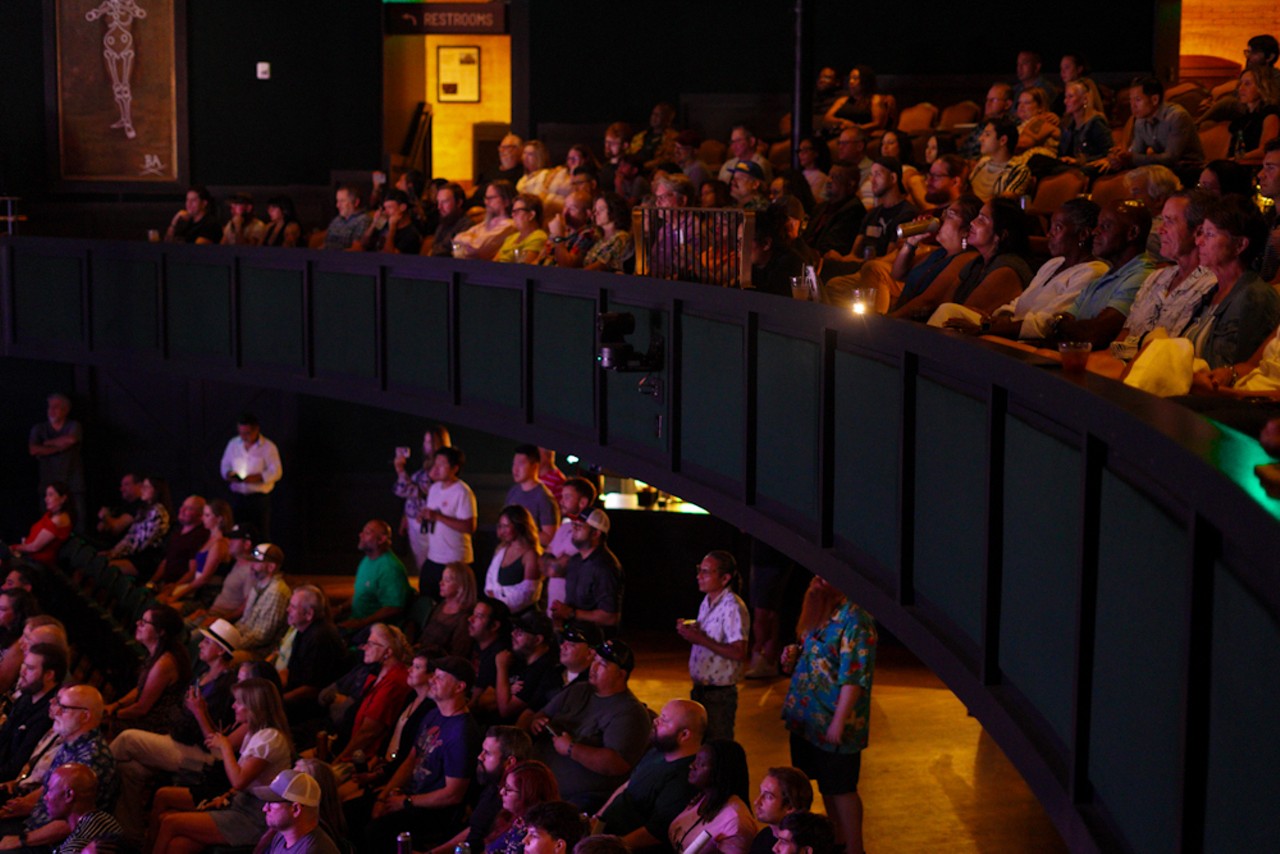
[605,304,667,452]
[241,267,305,369]
[1203,566,1280,851]
[314,271,377,379]
[1089,471,1187,854]
[167,262,231,358]
[913,378,987,646]
[91,257,158,351]
[833,352,900,568]
[13,254,82,345]
[680,315,742,480]
[532,292,595,428]
[385,276,450,392]
[1001,416,1080,746]
[756,331,818,519]
[459,283,521,408]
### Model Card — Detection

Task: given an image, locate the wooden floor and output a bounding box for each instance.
[626,632,1068,854]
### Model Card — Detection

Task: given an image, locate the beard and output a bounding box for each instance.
[476,763,501,787]
[924,188,953,205]
[651,730,680,752]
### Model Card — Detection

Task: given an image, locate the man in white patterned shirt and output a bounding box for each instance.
[675,551,750,741]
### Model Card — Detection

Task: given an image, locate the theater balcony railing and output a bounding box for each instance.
[3,236,1279,853]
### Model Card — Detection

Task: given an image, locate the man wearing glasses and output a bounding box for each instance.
[0,685,113,851]
[452,180,517,261]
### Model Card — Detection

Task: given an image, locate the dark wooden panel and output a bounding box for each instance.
[679,314,742,482]
[240,267,305,369]
[833,351,901,570]
[385,275,450,393]
[13,253,82,345]
[756,330,819,519]
[166,261,231,358]
[91,257,158,352]
[459,282,521,408]
[313,270,377,379]
[532,291,595,429]
[605,303,667,453]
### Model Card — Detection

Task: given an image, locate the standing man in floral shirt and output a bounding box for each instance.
[675,551,750,741]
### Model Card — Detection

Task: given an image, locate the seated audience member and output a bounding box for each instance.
[674,131,712,191]
[110,618,244,845]
[418,446,477,596]
[935,198,1107,337]
[923,133,958,166]
[1014,88,1060,154]
[263,195,304,248]
[454,181,517,261]
[235,542,292,655]
[632,103,679,169]
[0,643,63,784]
[165,185,221,244]
[493,612,564,723]
[331,623,411,763]
[0,590,37,694]
[810,66,842,129]
[677,553,749,742]
[1260,140,1280,284]
[469,135,525,207]
[749,768,814,854]
[730,162,770,211]
[522,801,590,854]
[341,653,432,803]
[276,586,347,724]
[822,66,892,135]
[548,510,622,635]
[102,475,171,576]
[555,144,602,199]
[156,498,232,607]
[719,126,774,185]
[749,204,807,298]
[20,616,68,658]
[612,155,650,208]
[483,760,561,854]
[1058,79,1113,166]
[1105,77,1204,174]
[484,507,542,616]
[359,189,423,254]
[885,195,983,318]
[1197,160,1254,198]
[1124,165,1183,257]
[599,124,632,191]
[420,562,478,659]
[802,164,865,258]
[140,494,210,584]
[104,604,190,734]
[1013,50,1058,106]
[96,472,143,539]
[543,191,599,268]
[795,135,831,202]
[336,520,411,635]
[1054,52,1107,115]
[772,811,838,854]
[822,158,917,283]
[323,184,371,250]
[551,623,602,692]
[9,482,72,568]
[1228,66,1280,165]
[365,656,482,851]
[700,180,733,210]
[0,685,114,852]
[517,141,566,201]
[467,598,513,721]
[877,131,926,211]
[256,768,340,854]
[495,194,550,262]
[969,119,1031,202]
[595,699,705,848]
[292,757,349,850]
[431,182,472,257]
[667,739,757,854]
[149,678,293,852]
[1047,200,1160,350]
[429,726,533,854]
[221,193,267,246]
[527,639,650,811]
[1179,195,1280,369]
[41,763,124,853]
[583,192,635,273]
[1182,322,1280,432]
[0,569,32,595]
[189,523,257,624]
[959,84,1014,159]
[1108,191,1216,353]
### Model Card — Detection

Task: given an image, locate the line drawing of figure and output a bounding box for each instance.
[85,0,147,140]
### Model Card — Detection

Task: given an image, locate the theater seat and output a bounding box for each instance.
[897,102,939,134]
[938,100,980,130]
[1199,122,1232,162]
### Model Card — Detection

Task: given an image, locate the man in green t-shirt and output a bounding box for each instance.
[338,519,411,634]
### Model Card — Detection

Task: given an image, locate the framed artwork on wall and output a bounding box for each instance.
[46,0,188,190]
[437,45,481,103]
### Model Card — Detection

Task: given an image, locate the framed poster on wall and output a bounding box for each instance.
[437,45,481,103]
[46,0,188,190]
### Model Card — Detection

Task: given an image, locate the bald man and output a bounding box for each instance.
[0,685,114,850]
[338,519,411,633]
[21,617,68,657]
[42,762,123,852]
[595,699,707,848]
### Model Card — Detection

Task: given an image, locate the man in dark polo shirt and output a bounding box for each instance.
[549,510,623,637]
[0,643,64,783]
[278,585,347,729]
[493,611,564,723]
[141,494,210,585]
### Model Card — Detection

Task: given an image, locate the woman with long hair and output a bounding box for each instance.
[1058,80,1113,166]
[334,623,411,763]
[9,481,73,567]
[486,760,561,854]
[495,193,549,263]
[822,65,893,134]
[667,739,757,854]
[420,562,477,659]
[149,677,295,853]
[483,505,543,615]
[781,577,877,854]
[1229,66,1280,165]
[888,195,984,318]
[877,130,927,210]
[105,475,172,576]
[158,498,233,607]
[1014,88,1061,154]
[106,604,192,734]
[516,141,566,201]
[262,196,303,247]
[583,193,634,273]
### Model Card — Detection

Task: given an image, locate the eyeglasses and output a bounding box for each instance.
[137,617,156,627]
[499,783,517,795]
[512,207,530,214]
[51,699,89,714]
